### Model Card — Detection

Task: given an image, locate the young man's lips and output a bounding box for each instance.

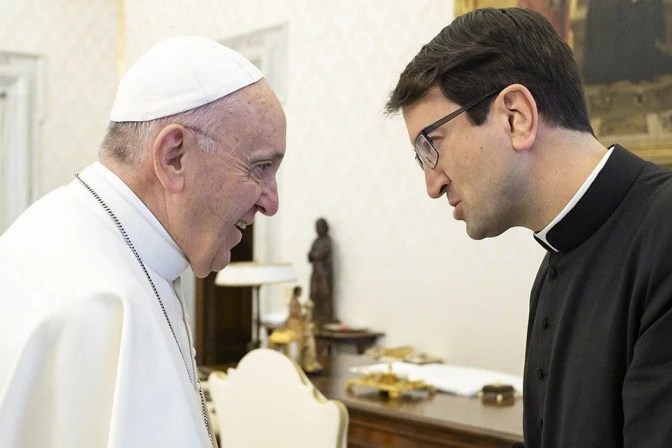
[453,202,464,220]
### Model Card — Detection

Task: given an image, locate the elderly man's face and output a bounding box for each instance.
[182,81,286,277]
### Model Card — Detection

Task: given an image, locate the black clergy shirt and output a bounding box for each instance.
[523,145,672,447]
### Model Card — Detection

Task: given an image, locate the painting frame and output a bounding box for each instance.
[454,0,672,167]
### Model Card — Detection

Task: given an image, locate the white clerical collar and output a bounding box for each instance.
[535,147,614,252]
[75,162,189,281]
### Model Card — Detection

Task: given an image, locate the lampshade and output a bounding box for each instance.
[214,261,296,287]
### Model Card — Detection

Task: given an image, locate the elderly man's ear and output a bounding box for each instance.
[153,124,188,193]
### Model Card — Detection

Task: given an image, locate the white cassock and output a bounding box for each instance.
[0,163,213,447]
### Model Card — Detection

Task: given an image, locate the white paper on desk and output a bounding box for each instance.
[350,362,523,397]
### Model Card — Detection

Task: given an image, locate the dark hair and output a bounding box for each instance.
[385,7,593,133]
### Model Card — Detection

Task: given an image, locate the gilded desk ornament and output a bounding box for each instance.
[346,363,436,399]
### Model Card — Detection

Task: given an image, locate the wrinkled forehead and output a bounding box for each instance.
[247,80,285,124]
[237,86,287,158]
[252,85,287,146]
[216,80,286,146]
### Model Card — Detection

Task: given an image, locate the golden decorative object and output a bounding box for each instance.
[268,329,299,356]
[365,345,414,360]
[298,298,322,373]
[365,346,444,364]
[403,352,444,365]
[346,363,436,399]
[272,286,323,373]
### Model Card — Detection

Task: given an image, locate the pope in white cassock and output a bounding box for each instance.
[0,36,287,447]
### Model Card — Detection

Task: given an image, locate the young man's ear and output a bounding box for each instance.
[153,124,188,193]
[499,84,538,152]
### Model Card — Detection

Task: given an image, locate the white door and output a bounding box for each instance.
[0,88,5,232]
[0,53,42,235]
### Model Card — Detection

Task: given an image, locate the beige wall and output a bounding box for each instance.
[3,0,545,375]
[124,0,546,375]
[0,0,118,196]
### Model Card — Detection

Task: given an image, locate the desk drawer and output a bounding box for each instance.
[347,408,519,448]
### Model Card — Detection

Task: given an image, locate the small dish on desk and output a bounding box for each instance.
[322,323,368,333]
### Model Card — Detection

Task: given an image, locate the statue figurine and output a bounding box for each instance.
[285,286,305,357]
[308,218,334,327]
[286,286,304,334]
[300,299,322,373]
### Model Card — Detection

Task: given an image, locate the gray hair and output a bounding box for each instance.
[99,95,231,165]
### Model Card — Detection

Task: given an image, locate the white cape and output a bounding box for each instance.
[0,163,212,447]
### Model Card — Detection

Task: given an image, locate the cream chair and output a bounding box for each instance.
[208,348,348,448]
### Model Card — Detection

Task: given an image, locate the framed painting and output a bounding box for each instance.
[455,0,672,167]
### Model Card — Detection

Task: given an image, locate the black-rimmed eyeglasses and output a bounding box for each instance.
[414,89,499,169]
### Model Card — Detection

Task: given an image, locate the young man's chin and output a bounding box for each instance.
[465,221,489,241]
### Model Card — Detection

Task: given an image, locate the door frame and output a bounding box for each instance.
[0,51,44,233]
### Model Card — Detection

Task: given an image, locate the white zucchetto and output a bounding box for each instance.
[110,36,263,122]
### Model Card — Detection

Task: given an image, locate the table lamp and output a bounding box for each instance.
[214,261,296,351]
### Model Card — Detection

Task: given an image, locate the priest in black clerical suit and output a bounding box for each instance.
[386,7,672,447]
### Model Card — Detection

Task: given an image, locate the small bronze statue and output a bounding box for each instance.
[308,218,334,327]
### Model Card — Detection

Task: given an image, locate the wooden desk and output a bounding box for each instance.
[315,330,385,355]
[312,354,524,448]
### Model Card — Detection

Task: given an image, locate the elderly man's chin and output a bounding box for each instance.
[190,250,232,278]
[212,250,233,273]
[206,230,243,272]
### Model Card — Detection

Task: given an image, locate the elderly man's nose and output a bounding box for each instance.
[258,180,279,216]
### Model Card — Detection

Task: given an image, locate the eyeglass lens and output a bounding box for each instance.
[415,134,438,169]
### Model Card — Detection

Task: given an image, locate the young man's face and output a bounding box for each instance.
[402,87,529,240]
